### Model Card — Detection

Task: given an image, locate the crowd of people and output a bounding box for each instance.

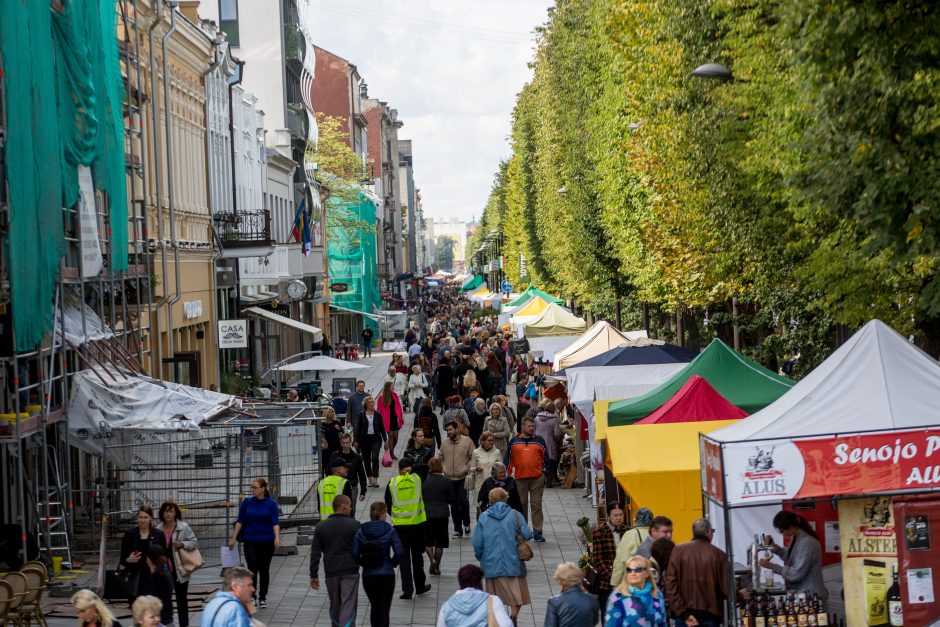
[72,282,825,627]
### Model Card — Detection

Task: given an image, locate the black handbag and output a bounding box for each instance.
[103,567,138,600]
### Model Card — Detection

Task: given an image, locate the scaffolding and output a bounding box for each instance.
[0,0,153,573]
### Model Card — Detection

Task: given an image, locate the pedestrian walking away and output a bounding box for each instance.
[228,478,280,608]
[154,500,198,627]
[200,566,255,627]
[438,420,474,538]
[352,501,403,627]
[534,399,562,488]
[473,487,534,624]
[422,457,455,575]
[310,494,362,627]
[505,416,547,542]
[437,564,512,627]
[545,562,601,627]
[385,458,432,599]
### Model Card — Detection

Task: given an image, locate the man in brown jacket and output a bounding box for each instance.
[438,420,474,537]
[664,518,728,627]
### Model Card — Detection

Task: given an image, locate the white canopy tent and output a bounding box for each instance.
[552,321,649,371]
[527,335,581,363]
[566,363,688,424]
[274,355,369,372]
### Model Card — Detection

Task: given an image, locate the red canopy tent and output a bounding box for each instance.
[635,374,748,424]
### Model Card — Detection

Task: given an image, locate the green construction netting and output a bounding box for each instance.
[326,191,380,333]
[1,0,128,349]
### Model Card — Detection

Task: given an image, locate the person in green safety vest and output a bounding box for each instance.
[319,458,353,517]
[384,458,432,600]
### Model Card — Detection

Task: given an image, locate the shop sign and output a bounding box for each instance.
[331,282,349,293]
[217,319,247,349]
[183,300,203,319]
[701,438,724,502]
[720,428,940,506]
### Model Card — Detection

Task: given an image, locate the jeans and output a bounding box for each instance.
[362,574,395,627]
[242,540,275,601]
[450,479,470,531]
[396,525,427,594]
[363,341,372,357]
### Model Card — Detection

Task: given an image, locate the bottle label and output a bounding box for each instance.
[777,616,787,627]
[756,617,766,627]
[816,612,829,626]
[889,601,904,626]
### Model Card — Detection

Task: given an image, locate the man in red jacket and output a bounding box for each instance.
[504,416,547,542]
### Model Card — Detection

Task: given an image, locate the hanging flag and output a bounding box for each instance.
[290,198,311,256]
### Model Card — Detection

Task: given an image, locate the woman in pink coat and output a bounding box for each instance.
[376,380,404,458]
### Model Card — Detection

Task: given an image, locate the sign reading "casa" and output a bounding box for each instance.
[218,319,248,349]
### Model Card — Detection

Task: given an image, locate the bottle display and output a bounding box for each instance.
[887,565,904,626]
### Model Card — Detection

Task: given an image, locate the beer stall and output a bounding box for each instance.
[701,320,940,626]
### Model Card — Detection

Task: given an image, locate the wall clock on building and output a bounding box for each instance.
[286,280,307,300]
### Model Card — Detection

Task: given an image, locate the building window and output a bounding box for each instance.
[219,0,239,47]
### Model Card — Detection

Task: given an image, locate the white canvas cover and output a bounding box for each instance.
[709,319,940,443]
[527,335,581,363]
[68,370,238,462]
[275,355,369,372]
[567,363,688,420]
[553,321,649,371]
[524,303,587,337]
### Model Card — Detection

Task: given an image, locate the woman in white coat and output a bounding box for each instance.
[467,431,503,516]
[408,364,429,414]
[483,403,513,456]
[154,501,198,627]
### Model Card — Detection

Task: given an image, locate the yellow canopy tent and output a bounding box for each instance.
[513,296,550,318]
[605,420,736,542]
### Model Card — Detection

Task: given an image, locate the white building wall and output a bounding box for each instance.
[232,85,266,215]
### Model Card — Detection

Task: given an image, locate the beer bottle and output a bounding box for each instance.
[776,598,788,627]
[887,566,904,626]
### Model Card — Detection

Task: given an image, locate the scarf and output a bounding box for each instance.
[623,581,660,621]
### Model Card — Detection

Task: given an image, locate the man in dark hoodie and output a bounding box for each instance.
[351,502,403,627]
[310,495,361,627]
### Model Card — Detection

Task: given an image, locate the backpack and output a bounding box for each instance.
[356,538,385,568]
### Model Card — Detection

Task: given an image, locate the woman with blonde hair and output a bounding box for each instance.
[130,595,162,627]
[604,555,667,626]
[544,562,601,627]
[72,589,122,627]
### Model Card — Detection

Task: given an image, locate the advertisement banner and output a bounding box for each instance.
[77,166,103,278]
[719,428,940,506]
[838,496,898,627]
[701,438,724,503]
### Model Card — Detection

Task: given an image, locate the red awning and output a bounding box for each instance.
[635,374,748,424]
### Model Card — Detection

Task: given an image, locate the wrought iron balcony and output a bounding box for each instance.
[214,210,276,258]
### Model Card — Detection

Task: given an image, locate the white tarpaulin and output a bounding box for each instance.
[527,335,581,363]
[57,290,115,345]
[553,321,648,371]
[275,356,369,372]
[567,363,689,417]
[68,370,237,463]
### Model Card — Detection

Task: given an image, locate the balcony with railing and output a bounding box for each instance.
[214,209,276,258]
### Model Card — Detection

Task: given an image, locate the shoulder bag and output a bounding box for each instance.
[176,529,205,576]
[515,514,533,562]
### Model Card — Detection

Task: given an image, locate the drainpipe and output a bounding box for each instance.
[162,1,179,363]
[148,0,165,376]
[203,35,223,390]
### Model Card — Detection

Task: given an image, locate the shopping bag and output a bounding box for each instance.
[381,449,393,468]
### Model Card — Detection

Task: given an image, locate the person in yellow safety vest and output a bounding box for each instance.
[319,458,352,516]
[384,458,432,600]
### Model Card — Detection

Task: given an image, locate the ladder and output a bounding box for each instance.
[35,444,74,570]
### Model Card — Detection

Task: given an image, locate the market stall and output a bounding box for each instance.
[552,320,648,371]
[459,274,485,292]
[504,285,564,307]
[522,303,587,361]
[702,320,940,625]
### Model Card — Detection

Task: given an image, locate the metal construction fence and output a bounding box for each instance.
[92,408,325,569]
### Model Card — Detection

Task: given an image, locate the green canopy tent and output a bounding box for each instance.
[606,338,794,426]
[460,274,485,292]
[505,285,564,307]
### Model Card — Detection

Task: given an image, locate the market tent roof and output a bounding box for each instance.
[243,306,323,342]
[709,319,940,443]
[553,321,645,371]
[607,420,738,543]
[275,355,369,372]
[555,343,697,376]
[505,286,564,307]
[460,274,484,291]
[636,375,748,424]
[607,339,793,426]
[528,335,582,363]
[524,303,587,337]
[512,296,551,318]
[567,363,688,417]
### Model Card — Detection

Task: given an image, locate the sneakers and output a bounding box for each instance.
[399,592,413,600]
[533,531,545,543]
[416,584,432,596]
[258,599,267,608]
[452,530,463,539]
[464,525,471,536]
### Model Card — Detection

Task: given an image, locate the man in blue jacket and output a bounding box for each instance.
[200,567,253,627]
[437,564,512,626]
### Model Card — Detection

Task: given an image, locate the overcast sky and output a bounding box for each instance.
[305,0,553,223]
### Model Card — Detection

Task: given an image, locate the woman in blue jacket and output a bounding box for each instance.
[228,478,280,608]
[351,501,403,627]
[472,486,533,623]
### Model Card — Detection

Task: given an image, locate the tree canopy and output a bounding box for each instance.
[476,0,940,373]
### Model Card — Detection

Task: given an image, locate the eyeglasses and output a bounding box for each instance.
[625,567,647,574]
